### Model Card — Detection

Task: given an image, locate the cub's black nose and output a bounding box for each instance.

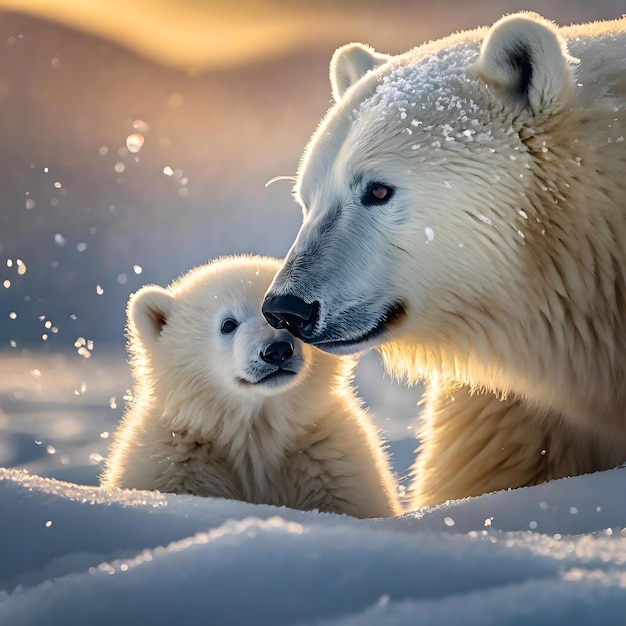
[262,294,319,340]
[260,341,294,366]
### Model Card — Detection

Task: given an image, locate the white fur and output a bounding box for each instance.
[101,256,401,519]
[264,13,626,507]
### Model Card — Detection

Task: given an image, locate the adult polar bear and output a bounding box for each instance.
[263,13,626,507]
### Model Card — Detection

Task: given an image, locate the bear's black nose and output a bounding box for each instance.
[260,341,294,366]
[262,294,319,340]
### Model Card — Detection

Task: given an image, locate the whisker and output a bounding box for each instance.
[265,175,297,188]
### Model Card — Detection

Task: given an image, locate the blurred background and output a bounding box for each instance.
[0,0,623,350]
[0,0,623,483]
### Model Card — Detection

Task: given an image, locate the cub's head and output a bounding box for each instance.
[128,256,325,406]
[263,13,579,359]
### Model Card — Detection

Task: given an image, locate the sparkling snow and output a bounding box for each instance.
[1,467,626,625]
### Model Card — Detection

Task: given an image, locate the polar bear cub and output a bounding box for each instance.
[101,255,401,518]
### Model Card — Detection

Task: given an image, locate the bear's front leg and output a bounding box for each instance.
[407,383,613,509]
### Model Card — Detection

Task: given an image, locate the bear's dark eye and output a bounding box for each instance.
[221,318,239,334]
[363,183,394,206]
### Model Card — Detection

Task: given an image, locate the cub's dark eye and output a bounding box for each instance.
[221,318,239,334]
[363,183,394,206]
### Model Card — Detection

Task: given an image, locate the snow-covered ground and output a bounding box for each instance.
[1,352,626,625]
[2,467,626,625]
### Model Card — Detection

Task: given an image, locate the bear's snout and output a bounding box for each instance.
[262,294,319,341]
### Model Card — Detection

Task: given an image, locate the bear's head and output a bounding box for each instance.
[128,257,345,427]
[263,13,582,366]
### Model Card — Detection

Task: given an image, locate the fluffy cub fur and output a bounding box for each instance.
[102,256,401,518]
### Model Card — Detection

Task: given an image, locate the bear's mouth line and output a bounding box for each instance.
[313,301,406,354]
[238,368,299,386]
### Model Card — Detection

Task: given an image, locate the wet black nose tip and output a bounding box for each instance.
[262,294,319,340]
[260,341,294,366]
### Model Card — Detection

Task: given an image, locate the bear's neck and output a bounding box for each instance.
[383,225,626,442]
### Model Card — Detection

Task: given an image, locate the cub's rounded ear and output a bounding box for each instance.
[330,43,390,102]
[127,285,175,346]
[471,12,577,116]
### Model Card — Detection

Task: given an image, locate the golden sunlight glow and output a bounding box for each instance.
[0,0,358,70]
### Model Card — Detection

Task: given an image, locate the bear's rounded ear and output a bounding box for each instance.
[471,12,577,116]
[127,285,175,346]
[330,43,390,102]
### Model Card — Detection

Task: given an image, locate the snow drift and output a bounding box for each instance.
[1,467,626,625]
